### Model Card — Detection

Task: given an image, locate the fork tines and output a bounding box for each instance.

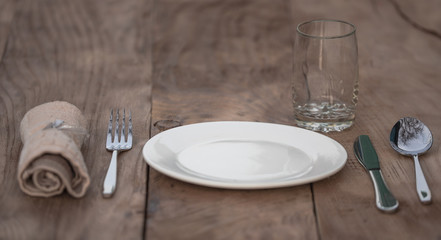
[106,109,133,150]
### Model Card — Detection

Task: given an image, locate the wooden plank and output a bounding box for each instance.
[0,0,152,239]
[388,0,441,35]
[291,0,441,239]
[0,0,15,58]
[147,0,318,239]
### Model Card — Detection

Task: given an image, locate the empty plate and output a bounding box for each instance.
[142,121,347,189]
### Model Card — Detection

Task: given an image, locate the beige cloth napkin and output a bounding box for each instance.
[18,101,90,198]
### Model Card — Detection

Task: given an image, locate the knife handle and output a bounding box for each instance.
[369,170,399,212]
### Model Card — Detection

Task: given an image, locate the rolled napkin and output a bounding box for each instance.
[18,101,90,198]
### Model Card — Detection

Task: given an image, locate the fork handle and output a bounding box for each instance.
[103,150,118,198]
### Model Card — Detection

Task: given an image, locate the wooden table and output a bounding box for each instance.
[1,0,440,239]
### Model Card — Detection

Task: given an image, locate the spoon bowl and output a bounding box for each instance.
[390,117,433,203]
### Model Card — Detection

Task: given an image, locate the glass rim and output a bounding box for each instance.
[296,19,356,39]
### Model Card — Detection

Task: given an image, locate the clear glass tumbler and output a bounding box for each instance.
[292,19,359,132]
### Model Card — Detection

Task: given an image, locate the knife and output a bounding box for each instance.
[354,135,399,212]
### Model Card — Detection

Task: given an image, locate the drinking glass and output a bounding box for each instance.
[292,19,359,132]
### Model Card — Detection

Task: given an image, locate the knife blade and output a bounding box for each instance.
[354,135,399,212]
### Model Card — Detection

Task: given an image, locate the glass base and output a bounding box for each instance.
[295,119,354,132]
[294,102,355,132]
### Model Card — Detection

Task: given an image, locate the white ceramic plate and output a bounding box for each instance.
[143,121,347,189]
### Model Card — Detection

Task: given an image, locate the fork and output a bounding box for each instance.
[103,109,133,197]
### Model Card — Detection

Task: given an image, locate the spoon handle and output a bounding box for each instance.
[413,155,431,204]
[369,170,399,212]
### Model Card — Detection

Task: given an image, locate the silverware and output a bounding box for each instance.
[354,135,399,212]
[390,117,432,204]
[103,109,133,198]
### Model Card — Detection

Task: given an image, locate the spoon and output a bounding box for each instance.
[390,117,433,204]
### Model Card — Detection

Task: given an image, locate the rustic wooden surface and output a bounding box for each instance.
[1,0,440,239]
[0,0,151,239]
[148,1,317,239]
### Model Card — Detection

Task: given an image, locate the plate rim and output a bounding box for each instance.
[142,121,347,189]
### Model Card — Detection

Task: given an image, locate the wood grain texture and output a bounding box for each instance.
[389,0,441,36]
[0,0,15,58]
[0,0,151,239]
[1,0,440,239]
[147,0,318,239]
[152,0,294,126]
[291,0,441,239]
